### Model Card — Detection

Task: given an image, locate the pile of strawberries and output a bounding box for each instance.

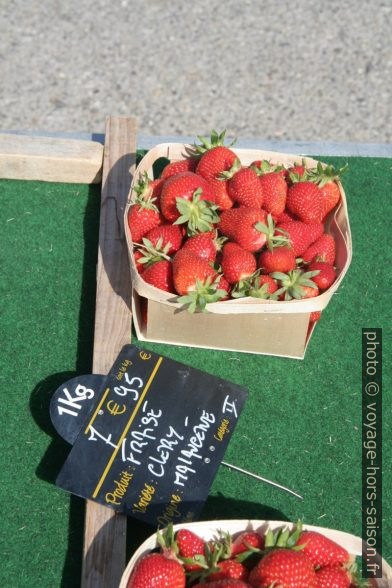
[127,131,347,322]
[126,521,371,587]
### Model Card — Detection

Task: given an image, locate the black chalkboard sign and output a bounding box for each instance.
[54,345,247,527]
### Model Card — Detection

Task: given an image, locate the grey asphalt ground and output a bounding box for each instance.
[1,0,391,143]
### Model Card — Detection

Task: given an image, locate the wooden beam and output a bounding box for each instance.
[0,133,103,183]
[81,116,137,588]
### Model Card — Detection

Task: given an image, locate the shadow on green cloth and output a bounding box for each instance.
[30,183,100,588]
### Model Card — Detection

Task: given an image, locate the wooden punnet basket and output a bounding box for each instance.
[119,519,392,587]
[125,144,352,359]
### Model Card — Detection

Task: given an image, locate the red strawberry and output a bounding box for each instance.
[221,243,257,284]
[248,549,318,588]
[259,246,297,274]
[172,249,216,295]
[193,581,250,587]
[127,552,185,588]
[134,171,165,208]
[142,260,174,293]
[161,157,198,180]
[302,234,336,264]
[160,172,216,223]
[181,231,219,262]
[250,159,286,178]
[295,531,349,568]
[133,249,146,274]
[176,528,206,571]
[145,224,183,255]
[286,181,323,224]
[127,198,162,243]
[231,531,264,556]
[316,565,351,588]
[320,181,341,218]
[308,261,336,290]
[219,208,268,252]
[224,165,264,208]
[271,269,320,301]
[276,210,297,223]
[276,221,324,256]
[216,274,231,300]
[231,273,278,299]
[287,159,308,182]
[195,130,238,210]
[308,162,347,218]
[258,172,288,216]
[310,310,321,323]
[208,560,248,582]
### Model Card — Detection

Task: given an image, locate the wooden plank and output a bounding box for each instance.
[81,116,137,588]
[0,133,103,183]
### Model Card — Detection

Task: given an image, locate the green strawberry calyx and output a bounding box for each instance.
[231,271,278,300]
[193,129,237,154]
[174,188,220,236]
[176,275,228,313]
[251,159,286,176]
[271,269,320,300]
[134,237,171,268]
[254,213,291,252]
[218,157,242,181]
[134,171,156,200]
[307,161,348,188]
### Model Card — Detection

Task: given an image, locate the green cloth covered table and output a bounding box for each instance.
[0,155,391,587]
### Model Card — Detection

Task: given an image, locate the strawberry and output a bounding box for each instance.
[142,259,174,293]
[221,243,257,284]
[172,249,216,295]
[195,130,238,210]
[176,528,206,571]
[295,531,349,568]
[276,210,297,223]
[134,171,165,208]
[310,310,321,323]
[231,273,278,300]
[133,236,171,271]
[276,221,324,256]
[133,249,146,274]
[316,565,351,588]
[127,197,162,243]
[308,162,347,218]
[208,560,248,582]
[320,181,342,218]
[250,159,286,178]
[287,159,308,182]
[308,260,336,290]
[223,164,264,208]
[160,172,217,225]
[271,268,320,301]
[230,531,265,556]
[181,231,221,262]
[257,172,288,216]
[248,548,318,588]
[258,246,297,274]
[286,181,323,224]
[145,224,184,255]
[302,233,336,264]
[161,157,198,180]
[193,581,251,587]
[219,208,268,252]
[127,552,185,588]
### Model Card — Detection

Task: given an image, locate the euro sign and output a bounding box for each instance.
[107,400,126,416]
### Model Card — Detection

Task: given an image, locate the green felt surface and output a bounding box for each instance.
[0,156,391,587]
